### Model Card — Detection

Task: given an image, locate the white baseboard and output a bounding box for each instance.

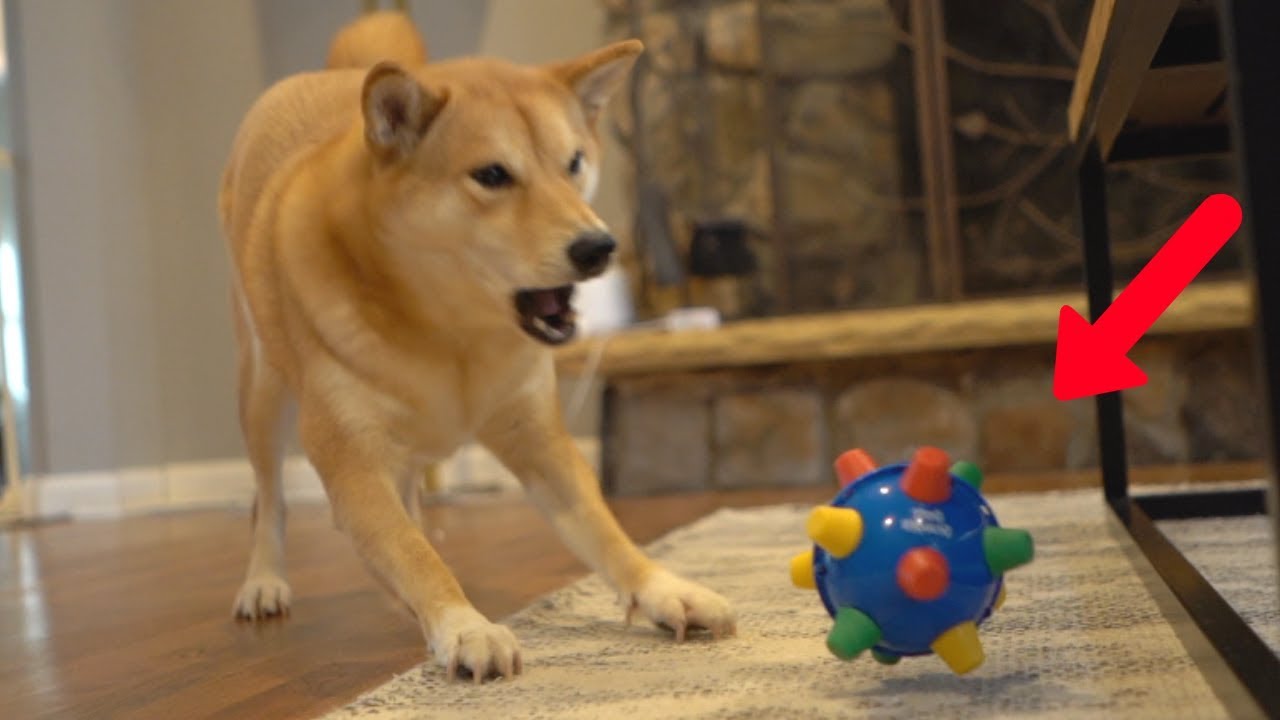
[29,437,600,520]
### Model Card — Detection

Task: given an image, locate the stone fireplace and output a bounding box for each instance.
[564,0,1259,494]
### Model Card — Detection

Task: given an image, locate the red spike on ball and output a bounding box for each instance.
[900,446,952,503]
[897,546,950,601]
[834,449,878,487]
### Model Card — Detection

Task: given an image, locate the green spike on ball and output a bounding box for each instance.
[827,607,882,661]
[950,460,984,490]
[871,649,901,665]
[983,527,1035,574]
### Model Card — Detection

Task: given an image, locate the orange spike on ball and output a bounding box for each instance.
[834,448,878,487]
[900,446,952,504]
[897,546,950,601]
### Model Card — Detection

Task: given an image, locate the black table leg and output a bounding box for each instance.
[1220,0,1280,601]
[1077,141,1130,504]
[1069,6,1280,714]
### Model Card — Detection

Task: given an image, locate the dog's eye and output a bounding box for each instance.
[568,150,584,176]
[470,164,514,189]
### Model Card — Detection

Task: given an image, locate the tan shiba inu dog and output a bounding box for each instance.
[218,11,735,681]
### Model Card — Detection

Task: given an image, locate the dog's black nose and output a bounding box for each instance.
[567,233,617,275]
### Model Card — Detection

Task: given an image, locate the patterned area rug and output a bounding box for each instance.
[324,489,1277,719]
[1160,514,1279,655]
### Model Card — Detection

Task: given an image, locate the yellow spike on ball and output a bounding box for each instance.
[931,621,985,675]
[806,506,864,558]
[790,551,816,589]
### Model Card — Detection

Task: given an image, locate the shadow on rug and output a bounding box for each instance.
[1160,514,1279,655]
[324,489,1259,719]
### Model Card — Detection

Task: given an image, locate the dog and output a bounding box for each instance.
[218,11,736,682]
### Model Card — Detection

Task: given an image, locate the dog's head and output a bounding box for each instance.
[356,40,643,346]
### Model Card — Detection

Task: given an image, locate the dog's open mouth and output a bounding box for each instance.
[514,285,577,345]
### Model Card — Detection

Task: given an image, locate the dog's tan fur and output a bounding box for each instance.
[326,10,427,70]
[219,12,734,681]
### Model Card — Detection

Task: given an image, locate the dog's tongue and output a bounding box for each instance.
[532,290,563,317]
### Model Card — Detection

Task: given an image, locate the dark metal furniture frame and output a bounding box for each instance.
[1074,2,1280,716]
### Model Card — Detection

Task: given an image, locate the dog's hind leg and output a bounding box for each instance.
[231,293,296,620]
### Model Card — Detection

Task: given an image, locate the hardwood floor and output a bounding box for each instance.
[0,488,831,720]
[0,462,1260,720]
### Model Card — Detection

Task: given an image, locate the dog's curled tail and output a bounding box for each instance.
[326,10,428,70]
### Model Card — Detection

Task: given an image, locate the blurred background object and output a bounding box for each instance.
[605,0,1238,320]
[563,0,1253,496]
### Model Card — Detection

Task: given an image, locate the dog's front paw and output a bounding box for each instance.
[626,569,736,642]
[429,606,523,683]
[233,573,292,620]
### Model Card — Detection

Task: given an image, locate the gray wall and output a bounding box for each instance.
[256,0,489,80]
[9,0,622,475]
[12,0,267,474]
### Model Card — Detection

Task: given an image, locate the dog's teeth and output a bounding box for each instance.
[529,314,569,342]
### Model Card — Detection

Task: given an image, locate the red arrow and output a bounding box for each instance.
[1054,193,1242,401]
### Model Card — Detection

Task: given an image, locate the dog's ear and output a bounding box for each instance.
[362,62,447,161]
[548,40,644,124]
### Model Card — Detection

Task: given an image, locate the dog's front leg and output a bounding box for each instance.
[300,406,521,682]
[480,389,736,642]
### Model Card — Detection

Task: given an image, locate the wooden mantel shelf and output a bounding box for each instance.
[555,280,1250,377]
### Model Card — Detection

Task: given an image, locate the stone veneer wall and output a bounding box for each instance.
[592,0,1252,494]
[600,0,1239,319]
[601,0,914,318]
[603,330,1261,494]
